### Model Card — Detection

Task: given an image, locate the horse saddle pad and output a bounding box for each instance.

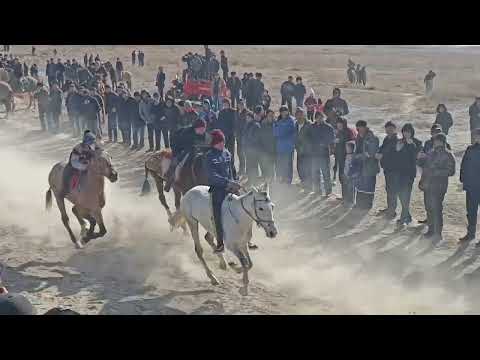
[70,172,86,192]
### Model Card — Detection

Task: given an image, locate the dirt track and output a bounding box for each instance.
[1,45,480,314]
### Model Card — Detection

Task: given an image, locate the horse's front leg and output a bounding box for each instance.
[55,195,82,249]
[153,174,172,218]
[72,206,87,238]
[233,247,250,296]
[93,210,107,238]
[188,219,219,286]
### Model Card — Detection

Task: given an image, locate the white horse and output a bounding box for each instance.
[170,183,278,296]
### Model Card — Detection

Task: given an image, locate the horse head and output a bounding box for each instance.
[247,183,278,239]
[90,148,118,183]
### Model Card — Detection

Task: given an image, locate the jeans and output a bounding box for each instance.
[107,112,118,142]
[39,107,47,131]
[297,153,312,187]
[259,153,276,182]
[85,117,100,136]
[276,151,294,184]
[466,190,480,235]
[132,124,145,147]
[295,96,304,110]
[147,123,159,150]
[119,123,131,144]
[384,171,398,214]
[342,177,354,204]
[245,150,260,184]
[397,176,414,223]
[231,93,240,108]
[424,187,447,235]
[237,139,246,175]
[311,155,332,194]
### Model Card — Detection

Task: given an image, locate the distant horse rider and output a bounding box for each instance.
[60,130,97,198]
[206,129,242,253]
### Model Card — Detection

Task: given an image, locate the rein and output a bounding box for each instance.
[239,191,274,227]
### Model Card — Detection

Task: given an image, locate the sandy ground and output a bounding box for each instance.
[1,45,480,314]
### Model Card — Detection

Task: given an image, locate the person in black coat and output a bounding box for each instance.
[56,59,65,89]
[47,82,63,134]
[151,93,166,150]
[116,90,135,145]
[280,76,295,114]
[459,128,480,243]
[155,66,166,99]
[65,83,82,137]
[295,107,313,189]
[78,87,101,137]
[220,50,229,81]
[389,123,422,226]
[210,98,237,179]
[163,96,181,136]
[469,97,480,144]
[115,57,123,81]
[235,99,248,175]
[434,104,453,135]
[226,71,241,108]
[376,121,399,218]
[324,88,349,117]
[104,85,120,142]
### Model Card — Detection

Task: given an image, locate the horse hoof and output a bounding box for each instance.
[248,244,258,250]
[239,287,248,296]
[74,241,84,249]
[210,276,220,286]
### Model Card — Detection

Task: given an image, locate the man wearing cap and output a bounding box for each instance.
[206,129,241,253]
[60,130,97,198]
[459,128,480,243]
[417,133,456,241]
[227,71,241,108]
[164,118,208,192]
[104,85,120,143]
[468,97,480,144]
[274,105,297,184]
[422,124,451,155]
[324,88,349,118]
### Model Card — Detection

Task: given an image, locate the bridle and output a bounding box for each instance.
[239,191,275,227]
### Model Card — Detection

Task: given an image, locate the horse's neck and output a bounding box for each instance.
[230,193,254,229]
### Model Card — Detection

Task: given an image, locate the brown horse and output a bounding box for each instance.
[142,148,208,219]
[45,148,118,249]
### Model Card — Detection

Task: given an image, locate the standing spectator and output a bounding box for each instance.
[131,50,136,66]
[208,54,220,80]
[163,96,181,138]
[138,51,145,67]
[294,76,306,110]
[32,46,36,56]
[46,59,57,87]
[78,87,101,136]
[33,82,49,131]
[71,59,80,83]
[155,66,166,99]
[280,76,295,114]
[335,117,357,201]
[56,59,65,89]
[115,57,123,81]
[23,62,28,77]
[468,97,480,144]
[417,133,455,241]
[235,99,248,176]
[459,128,480,243]
[108,65,117,91]
[83,53,88,67]
[245,73,256,110]
[211,73,226,112]
[94,54,100,63]
[91,87,105,134]
[226,71,241,108]
[242,110,261,185]
[342,141,359,206]
[220,50,229,81]
[199,99,217,126]
[353,120,380,210]
[273,105,296,184]
[258,109,276,183]
[139,91,155,152]
[250,73,264,109]
[65,83,82,137]
[324,88,349,117]
[423,124,451,154]
[47,82,63,134]
[295,108,313,189]
[434,104,453,135]
[390,124,422,226]
[88,54,93,66]
[30,63,39,79]
[116,89,134,146]
[151,93,166,150]
[241,73,249,101]
[178,100,198,129]
[104,85,120,143]
[309,112,335,196]
[262,89,272,111]
[211,98,237,178]
[131,91,145,150]
[376,121,399,218]
[304,90,318,121]
[64,60,74,83]
[424,70,436,96]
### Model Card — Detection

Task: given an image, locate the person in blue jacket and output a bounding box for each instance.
[206,129,241,253]
[273,105,296,184]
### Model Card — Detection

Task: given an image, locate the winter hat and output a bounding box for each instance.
[279,105,289,113]
[254,105,264,114]
[210,129,225,146]
[193,118,207,129]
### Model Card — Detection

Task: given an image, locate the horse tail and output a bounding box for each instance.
[140,163,151,196]
[168,209,186,230]
[46,188,53,211]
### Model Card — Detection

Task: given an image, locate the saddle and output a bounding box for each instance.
[70,170,87,193]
